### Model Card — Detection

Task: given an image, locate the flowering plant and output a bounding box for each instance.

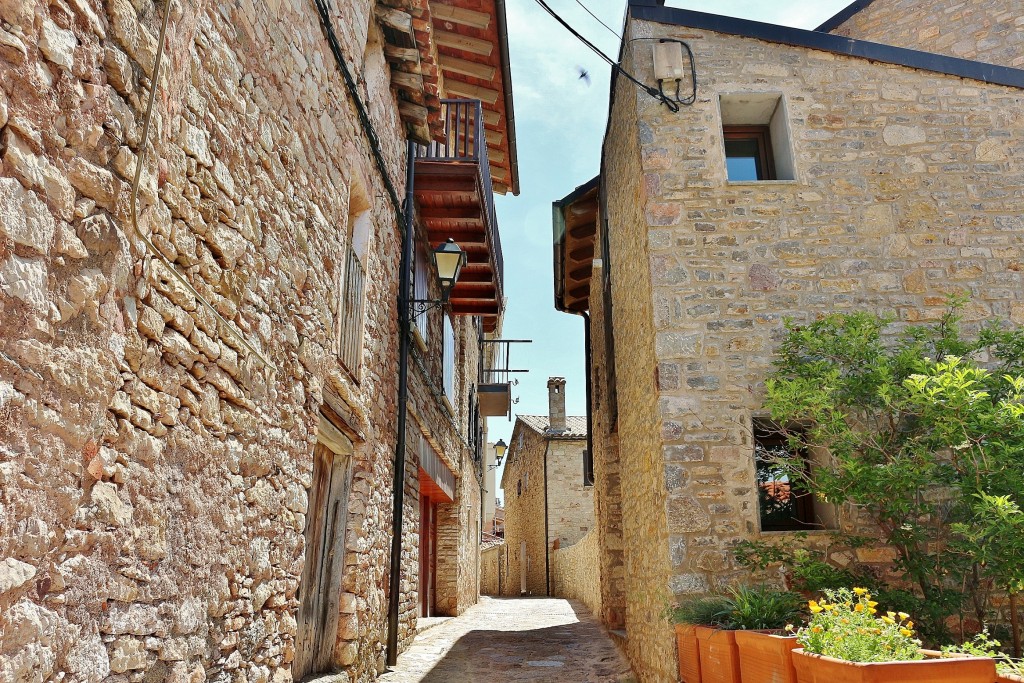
[787,587,924,663]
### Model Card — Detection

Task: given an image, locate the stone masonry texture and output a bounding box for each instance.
[593,10,1024,682]
[0,0,489,679]
[550,528,601,620]
[827,0,1024,68]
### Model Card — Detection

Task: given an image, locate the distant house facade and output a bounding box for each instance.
[499,378,594,596]
[554,0,1024,680]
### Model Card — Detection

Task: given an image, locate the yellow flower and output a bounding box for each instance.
[853,587,868,596]
[881,616,895,625]
[906,620,914,629]
[809,600,823,614]
[811,626,823,634]
[868,601,879,608]
[824,604,835,612]
[898,612,910,620]
[854,603,864,613]
[887,611,897,619]
[900,628,913,637]
[785,624,794,632]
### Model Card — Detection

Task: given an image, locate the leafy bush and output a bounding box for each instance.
[763,302,1024,645]
[733,536,871,594]
[791,588,923,663]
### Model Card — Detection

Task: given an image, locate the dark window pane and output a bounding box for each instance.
[754,424,818,531]
[725,138,764,181]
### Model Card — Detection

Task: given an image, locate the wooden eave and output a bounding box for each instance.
[429,0,518,195]
[553,178,599,314]
[376,0,446,143]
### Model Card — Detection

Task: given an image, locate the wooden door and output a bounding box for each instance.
[418,494,438,617]
[294,440,351,680]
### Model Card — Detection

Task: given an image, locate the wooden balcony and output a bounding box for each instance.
[414,99,504,331]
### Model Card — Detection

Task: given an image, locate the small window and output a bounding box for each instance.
[337,179,372,378]
[582,449,594,487]
[719,93,795,182]
[754,421,821,531]
[442,315,455,407]
[724,126,774,181]
[413,243,429,344]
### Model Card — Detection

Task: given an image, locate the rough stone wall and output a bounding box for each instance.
[433,447,482,616]
[499,424,548,595]
[619,11,1024,666]
[479,543,502,595]
[550,529,602,619]
[587,263,626,629]
[602,30,676,683]
[0,0,486,679]
[827,0,1024,68]
[546,438,593,548]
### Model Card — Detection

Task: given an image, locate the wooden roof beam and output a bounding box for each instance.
[435,30,493,56]
[432,3,491,29]
[438,54,496,81]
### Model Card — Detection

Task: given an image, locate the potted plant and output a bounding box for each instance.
[942,629,1024,683]
[669,596,732,683]
[790,588,995,683]
[670,587,803,683]
[729,586,804,683]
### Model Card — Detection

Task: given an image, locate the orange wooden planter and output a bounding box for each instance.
[792,648,996,683]
[695,626,741,683]
[676,624,702,683]
[734,630,798,683]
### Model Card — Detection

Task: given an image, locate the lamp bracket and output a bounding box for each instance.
[410,298,446,320]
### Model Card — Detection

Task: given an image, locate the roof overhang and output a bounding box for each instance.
[552,176,600,314]
[377,0,519,194]
[815,0,878,33]
[432,0,519,194]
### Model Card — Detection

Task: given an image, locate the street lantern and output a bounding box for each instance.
[433,238,467,301]
[493,439,507,466]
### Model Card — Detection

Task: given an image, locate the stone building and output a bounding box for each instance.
[553,0,1024,680]
[0,0,518,678]
[499,378,593,596]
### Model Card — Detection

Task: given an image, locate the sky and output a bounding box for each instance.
[487,0,852,500]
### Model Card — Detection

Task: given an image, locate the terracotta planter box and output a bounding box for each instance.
[695,626,741,683]
[734,630,798,683]
[792,648,996,683]
[676,624,702,683]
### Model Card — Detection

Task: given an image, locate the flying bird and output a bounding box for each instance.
[577,66,591,85]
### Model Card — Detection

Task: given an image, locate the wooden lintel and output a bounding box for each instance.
[483,109,500,126]
[438,54,496,81]
[445,79,499,104]
[375,5,414,37]
[432,3,491,29]
[435,30,493,56]
[392,70,424,91]
[487,148,506,164]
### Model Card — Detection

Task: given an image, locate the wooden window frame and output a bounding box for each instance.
[724,125,776,181]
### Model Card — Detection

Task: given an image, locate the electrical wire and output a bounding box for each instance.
[131,0,275,369]
[530,0,682,111]
[573,0,620,40]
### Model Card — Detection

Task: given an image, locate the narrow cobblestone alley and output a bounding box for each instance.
[378,597,634,682]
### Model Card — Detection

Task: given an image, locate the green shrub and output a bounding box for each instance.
[727,585,804,630]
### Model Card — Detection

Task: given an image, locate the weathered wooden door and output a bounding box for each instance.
[418,493,437,616]
[294,426,352,681]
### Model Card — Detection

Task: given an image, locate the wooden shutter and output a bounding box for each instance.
[339,247,365,376]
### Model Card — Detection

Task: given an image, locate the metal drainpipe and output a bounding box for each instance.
[386,140,416,668]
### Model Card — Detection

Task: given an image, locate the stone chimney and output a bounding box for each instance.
[547,377,567,432]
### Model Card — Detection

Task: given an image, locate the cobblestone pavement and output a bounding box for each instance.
[379,596,635,682]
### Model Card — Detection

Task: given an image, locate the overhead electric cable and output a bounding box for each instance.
[573,0,621,39]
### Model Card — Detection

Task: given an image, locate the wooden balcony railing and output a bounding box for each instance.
[413,99,504,299]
